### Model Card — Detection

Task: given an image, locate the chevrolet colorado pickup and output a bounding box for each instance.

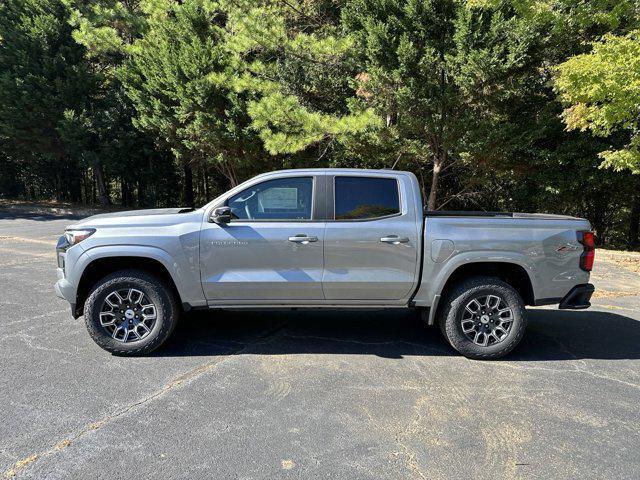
[55,169,595,359]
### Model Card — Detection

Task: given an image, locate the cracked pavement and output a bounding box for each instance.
[1,211,639,479]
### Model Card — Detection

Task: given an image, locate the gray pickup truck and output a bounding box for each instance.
[55,168,595,359]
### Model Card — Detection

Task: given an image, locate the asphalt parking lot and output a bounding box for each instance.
[1,211,639,479]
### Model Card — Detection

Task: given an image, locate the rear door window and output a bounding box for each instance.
[334,177,400,220]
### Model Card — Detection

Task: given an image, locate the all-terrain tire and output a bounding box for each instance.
[438,276,526,360]
[84,269,179,355]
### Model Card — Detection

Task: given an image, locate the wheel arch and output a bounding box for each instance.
[74,256,183,318]
[439,262,535,306]
[425,261,535,326]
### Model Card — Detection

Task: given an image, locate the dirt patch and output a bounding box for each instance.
[591,289,637,300]
[598,249,640,274]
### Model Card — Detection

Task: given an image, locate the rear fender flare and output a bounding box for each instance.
[415,251,537,313]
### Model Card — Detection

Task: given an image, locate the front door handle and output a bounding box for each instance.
[288,234,318,244]
[380,235,409,245]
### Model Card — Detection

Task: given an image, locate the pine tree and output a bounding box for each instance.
[0,0,93,201]
[121,0,264,206]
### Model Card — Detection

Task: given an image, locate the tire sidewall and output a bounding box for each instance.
[84,271,177,355]
[443,279,526,359]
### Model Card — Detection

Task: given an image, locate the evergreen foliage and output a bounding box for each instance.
[0,0,639,246]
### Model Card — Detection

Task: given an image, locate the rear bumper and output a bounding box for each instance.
[559,283,595,310]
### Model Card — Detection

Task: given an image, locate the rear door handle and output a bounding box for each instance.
[288,234,318,244]
[380,235,409,244]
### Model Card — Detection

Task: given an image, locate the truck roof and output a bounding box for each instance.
[255,168,411,176]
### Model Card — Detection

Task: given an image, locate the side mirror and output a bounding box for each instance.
[210,206,232,224]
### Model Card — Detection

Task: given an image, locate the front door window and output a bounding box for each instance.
[228,177,313,221]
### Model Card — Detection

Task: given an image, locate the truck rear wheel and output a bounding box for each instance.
[438,276,526,359]
[84,269,179,355]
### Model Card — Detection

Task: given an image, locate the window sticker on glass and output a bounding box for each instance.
[259,187,298,210]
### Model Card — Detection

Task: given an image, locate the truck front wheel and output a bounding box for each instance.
[438,276,526,359]
[84,269,180,355]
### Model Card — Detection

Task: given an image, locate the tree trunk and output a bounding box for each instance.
[67,161,82,203]
[218,159,239,188]
[94,164,110,206]
[121,178,128,207]
[56,173,63,202]
[92,175,96,204]
[628,181,640,249]
[230,166,238,187]
[81,169,87,204]
[427,155,443,211]
[137,178,145,207]
[183,162,194,208]
[197,165,204,205]
[204,166,209,201]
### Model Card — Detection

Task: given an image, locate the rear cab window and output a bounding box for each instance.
[334,176,400,220]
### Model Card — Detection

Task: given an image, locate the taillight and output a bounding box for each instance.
[577,231,595,271]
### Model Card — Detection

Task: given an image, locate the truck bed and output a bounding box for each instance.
[425,211,584,221]
[413,212,592,312]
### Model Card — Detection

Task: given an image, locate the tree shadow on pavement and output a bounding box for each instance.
[157,308,640,361]
[0,211,83,221]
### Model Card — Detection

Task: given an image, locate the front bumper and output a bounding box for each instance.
[54,234,79,315]
[559,283,595,310]
[54,234,73,303]
[54,270,74,301]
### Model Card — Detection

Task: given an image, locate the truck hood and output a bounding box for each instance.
[68,207,203,229]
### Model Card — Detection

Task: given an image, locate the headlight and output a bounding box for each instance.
[64,229,96,245]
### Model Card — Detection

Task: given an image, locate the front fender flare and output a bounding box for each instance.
[78,245,207,308]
